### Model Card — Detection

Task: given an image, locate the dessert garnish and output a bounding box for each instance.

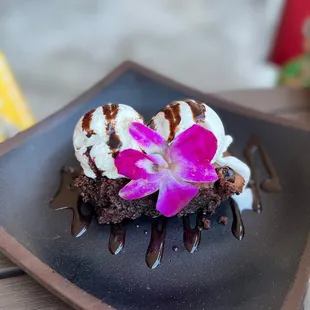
[115,122,218,216]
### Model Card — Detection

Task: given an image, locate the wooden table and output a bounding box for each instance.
[1,86,310,310]
[0,252,71,309]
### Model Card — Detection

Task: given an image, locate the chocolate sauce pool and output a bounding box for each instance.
[50,137,281,268]
[244,136,282,213]
[50,167,92,238]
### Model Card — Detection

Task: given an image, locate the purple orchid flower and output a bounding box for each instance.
[114,122,218,217]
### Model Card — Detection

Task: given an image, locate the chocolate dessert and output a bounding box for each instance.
[74,166,243,224]
[73,100,251,224]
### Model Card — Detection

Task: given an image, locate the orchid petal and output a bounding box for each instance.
[168,124,217,165]
[168,124,218,183]
[156,172,198,217]
[175,162,218,183]
[129,122,167,154]
[115,149,157,180]
[119,179,160,200]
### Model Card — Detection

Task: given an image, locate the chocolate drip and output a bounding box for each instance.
[109,223,126,255]
[185,100,206,122]
[244,136,282,193]
[82,109,95,137]
[50,167,92,238]
[106,123,122,158]
[103,104,119,120]
[244,136,282,213]
[145,217,167,269]
[163,102,181,142]
[183,211,203,253]
[84,147,102,177]
[248,184,262,213]
[103,104,122,158]
[230,199,245,241]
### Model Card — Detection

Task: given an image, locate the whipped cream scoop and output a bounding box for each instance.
[73,103,143,179]
[149,100,250,188]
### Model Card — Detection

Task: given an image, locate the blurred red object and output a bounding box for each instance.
[269,0,310,65]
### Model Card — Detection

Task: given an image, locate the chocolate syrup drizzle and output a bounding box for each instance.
[103,104,122,158]
[163,103,181,143]
[244,136,282,193]
[81,108,102,177]
[228,136,282,240]
[50,167,92,238]
[243,136,282,213]
[84,147,103,177]
[81,104,122,178]
[150,100,207,143]
[81,109,95,137]
[183,212,203,253]
[185,100,206,122]
[51,136,281,268]
[145,217,167,269]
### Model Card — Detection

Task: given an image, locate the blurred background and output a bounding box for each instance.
[1,0,285,122]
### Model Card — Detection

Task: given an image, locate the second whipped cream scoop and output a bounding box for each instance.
[73,103,143,179]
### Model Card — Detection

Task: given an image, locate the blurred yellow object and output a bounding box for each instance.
[0,52,36,142]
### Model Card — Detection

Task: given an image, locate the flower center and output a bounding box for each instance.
[152,161,177,174]
[167,162,177,172]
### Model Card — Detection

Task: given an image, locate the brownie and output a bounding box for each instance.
[74,166,244,224]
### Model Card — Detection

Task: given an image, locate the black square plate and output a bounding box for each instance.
[1,62,310,310]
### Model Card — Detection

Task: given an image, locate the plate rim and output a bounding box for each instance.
[0,227,112,310]
[0,60,309,310]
